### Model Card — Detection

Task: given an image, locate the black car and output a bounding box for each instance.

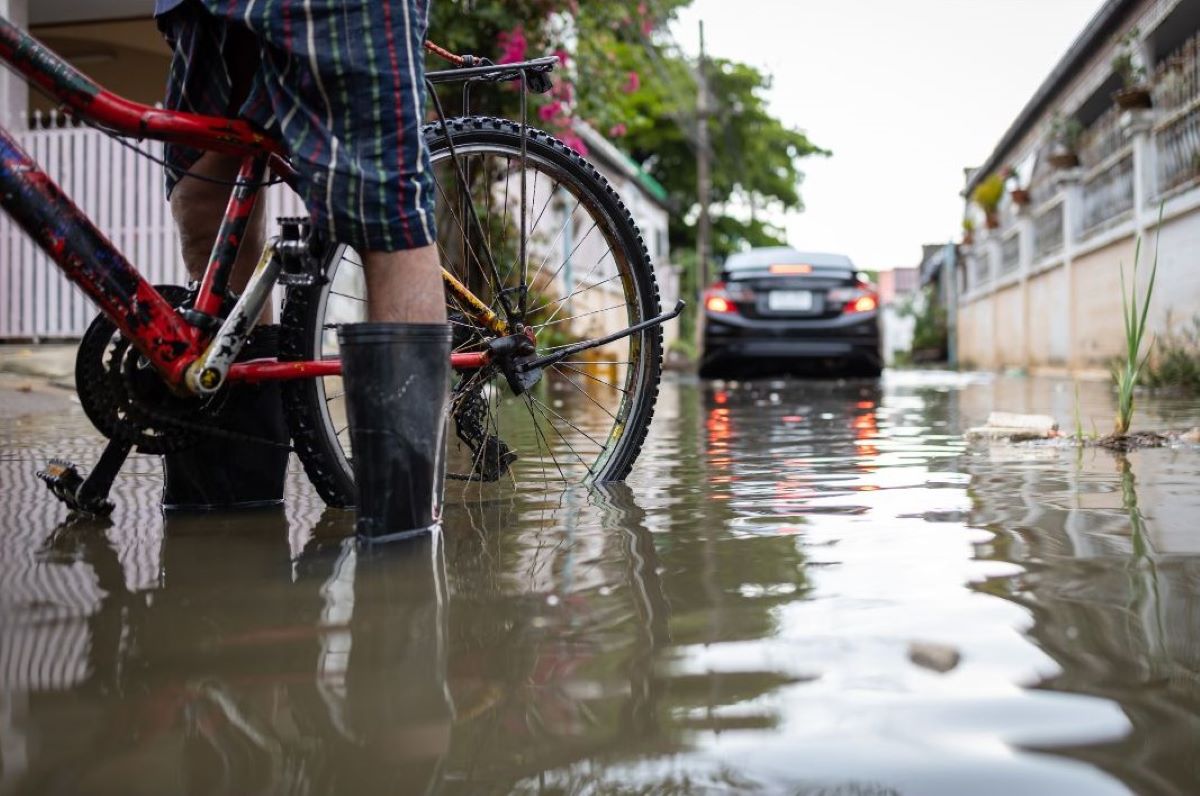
[700,247,882,378]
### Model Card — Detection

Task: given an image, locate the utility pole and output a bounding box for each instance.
[695,20,712,296]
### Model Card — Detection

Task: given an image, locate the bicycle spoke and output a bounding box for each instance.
[528,396,599,474]
[531,303,625,330]
[551,366,620,420]
[525,270,619,317]
[554,363,629,395]
[528,395,606,450]
[523,395,568,482]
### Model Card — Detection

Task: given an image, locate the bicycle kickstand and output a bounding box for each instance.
[37,437,133,517]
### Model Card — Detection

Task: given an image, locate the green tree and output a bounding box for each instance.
[427,1,827,260]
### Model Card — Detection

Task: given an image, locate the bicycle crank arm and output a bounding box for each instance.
[185,243,281,395]
[519,299,685,373]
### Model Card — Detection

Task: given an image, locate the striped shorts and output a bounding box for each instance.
[159,0,436,253]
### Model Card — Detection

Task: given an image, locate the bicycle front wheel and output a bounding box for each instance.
[282,117,664,506]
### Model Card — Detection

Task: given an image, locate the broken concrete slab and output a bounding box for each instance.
[965,411,1059,442]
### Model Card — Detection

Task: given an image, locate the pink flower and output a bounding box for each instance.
[538,101,563,122]
[496,26,527,65]
[553,48,570,68]
[559,132,588,156]
[609,123,628,137]
[623,70,640,93]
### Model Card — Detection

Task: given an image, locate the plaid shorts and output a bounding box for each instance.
[159,0,436,253]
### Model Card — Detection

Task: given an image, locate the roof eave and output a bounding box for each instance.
[963,0,1139,195]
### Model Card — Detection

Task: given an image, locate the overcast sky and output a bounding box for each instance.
[672,0,1107,271]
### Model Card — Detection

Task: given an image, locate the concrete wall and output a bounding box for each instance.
[994,284,1024,367]
[1026,266,1068,366]
[1072,237,1135,367]
[1152,210,1200,332]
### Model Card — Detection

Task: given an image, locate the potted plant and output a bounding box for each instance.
[962,217,975,245]
[1111,28,1152,110]
[1005,165,1030,206]
[971,171,1006,228]
[1047,114,1083,169]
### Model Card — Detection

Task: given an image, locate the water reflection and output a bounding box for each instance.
[1,373,1199,793]
[4,509,451,794]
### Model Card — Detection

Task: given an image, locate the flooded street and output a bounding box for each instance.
[2,371,1199,795]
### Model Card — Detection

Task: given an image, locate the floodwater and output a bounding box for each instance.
[2,371,1199,795]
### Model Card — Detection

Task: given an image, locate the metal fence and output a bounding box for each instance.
[1034,201,1064,261]
[1153,31,1200,115]
[1000,230,1020,274]
[1078,104,1126,170]
[1082,153,1135,232]
[0,116,305,339]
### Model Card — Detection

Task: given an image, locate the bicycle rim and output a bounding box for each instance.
[292,122,662,500]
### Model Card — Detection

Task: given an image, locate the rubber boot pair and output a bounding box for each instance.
[338,323,451,544]
[161,325,290,511]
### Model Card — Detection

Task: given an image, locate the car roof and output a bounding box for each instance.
[724,247,855,270]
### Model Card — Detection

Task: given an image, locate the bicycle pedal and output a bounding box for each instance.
[36,459,116,516]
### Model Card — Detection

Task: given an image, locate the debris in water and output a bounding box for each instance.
[964,412,1058,442]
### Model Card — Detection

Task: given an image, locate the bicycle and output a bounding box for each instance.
[0,17,682,514]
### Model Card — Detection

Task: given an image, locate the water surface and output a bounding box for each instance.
[1,371,1198,794]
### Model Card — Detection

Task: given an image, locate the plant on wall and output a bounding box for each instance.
[961,217,975,245]
[1047,113,1084,170]
[1004,165,1030,207]
[1112,27,1152,109]
[971,172,1006,228]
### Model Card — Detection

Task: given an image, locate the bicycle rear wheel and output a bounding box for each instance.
[281,117,664,507]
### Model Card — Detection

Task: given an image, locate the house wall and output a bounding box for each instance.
[1072,237,1135,366]
[954,0,1200,374]
[1026,266,1068,366]
[29,20,171,115]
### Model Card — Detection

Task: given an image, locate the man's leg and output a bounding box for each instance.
[363,246,446,324]
[169,151,267,309]
[161,151,286,511]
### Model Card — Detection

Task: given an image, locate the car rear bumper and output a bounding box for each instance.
[701,311,881,373]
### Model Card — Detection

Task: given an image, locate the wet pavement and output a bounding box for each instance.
[1,370,1199,795]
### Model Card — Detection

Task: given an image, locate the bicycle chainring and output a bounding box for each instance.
[75,285,213,454]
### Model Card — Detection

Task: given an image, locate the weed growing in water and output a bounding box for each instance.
[1114,234,1158,436]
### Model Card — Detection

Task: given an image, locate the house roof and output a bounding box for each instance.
[963,0,1138,196]
[572,121,671,209]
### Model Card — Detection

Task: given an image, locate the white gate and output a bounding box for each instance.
[0,114,305,340]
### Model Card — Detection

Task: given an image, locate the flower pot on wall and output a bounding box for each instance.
[1010,188,1030,206]
[1048,150,1080,170]
[985,211,1000,229]
[1113,84,1153,110]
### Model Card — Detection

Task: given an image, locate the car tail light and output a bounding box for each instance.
[849,294,878,313]
[703,283,738,314]
[828,282,878,314]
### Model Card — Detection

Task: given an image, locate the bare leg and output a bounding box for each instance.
[363,245,446,324]
[170,152,269,318]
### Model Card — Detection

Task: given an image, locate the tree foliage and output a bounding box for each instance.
[426,0,826,260]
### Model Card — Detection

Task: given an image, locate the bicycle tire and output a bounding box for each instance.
[281,116,664,507]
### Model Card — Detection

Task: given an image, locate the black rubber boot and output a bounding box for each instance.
[161,325,290,511]
[338,323,451,544]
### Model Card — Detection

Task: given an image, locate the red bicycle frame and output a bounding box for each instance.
[0,17,488,390]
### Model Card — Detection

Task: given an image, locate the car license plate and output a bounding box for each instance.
[767,290,813,312]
